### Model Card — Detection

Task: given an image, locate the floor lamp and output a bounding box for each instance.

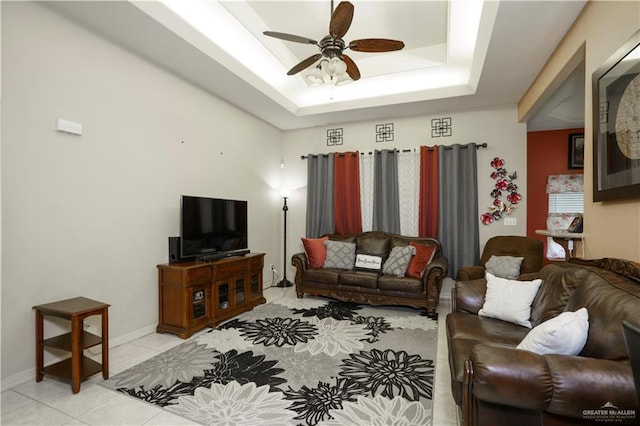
[276,193,293,287]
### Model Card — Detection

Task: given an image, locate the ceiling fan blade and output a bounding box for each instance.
[263,31,318,45]
[342,54,360,81]
[349,38,405,52]
[329,1,354,38]
[287,54,323,75]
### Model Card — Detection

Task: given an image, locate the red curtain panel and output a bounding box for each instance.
[333,152,363,235]
[419,146,439,238]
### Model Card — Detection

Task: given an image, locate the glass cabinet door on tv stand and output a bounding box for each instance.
[212,276,246,318]
[211,256,251,326]
[235,278,246,304]
[191,287,208,322]
[216,282,230,312]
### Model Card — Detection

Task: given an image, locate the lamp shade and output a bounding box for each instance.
[280,188,291,198]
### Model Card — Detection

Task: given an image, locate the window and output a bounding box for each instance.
[548,192,584,214]
[546,175,584,260]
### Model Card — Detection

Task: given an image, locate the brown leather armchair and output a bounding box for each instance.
[456,235,543,281]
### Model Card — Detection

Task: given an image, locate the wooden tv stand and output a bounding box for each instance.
[157,253,266,338]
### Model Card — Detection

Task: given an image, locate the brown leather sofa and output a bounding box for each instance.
[291,231,448,315]
[456,235,544,281]
[447,258,640,425]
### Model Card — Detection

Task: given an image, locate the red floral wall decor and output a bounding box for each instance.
[480,157,522,225]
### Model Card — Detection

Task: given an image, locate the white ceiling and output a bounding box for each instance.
[44,1,587,131]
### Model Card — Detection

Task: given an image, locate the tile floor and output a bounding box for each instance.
[1,281,459,425]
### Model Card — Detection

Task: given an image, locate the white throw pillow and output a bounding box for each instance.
[478,272,542,328]
[355,254,383,271]
[517,308,589,355]
[485,255,524,280]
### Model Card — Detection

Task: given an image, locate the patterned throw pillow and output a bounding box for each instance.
[382,245,416,277]
[323,240,356,270]
[485,255,524,280]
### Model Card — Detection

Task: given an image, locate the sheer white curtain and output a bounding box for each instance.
[360,153,374,232]
[397,150,420,236]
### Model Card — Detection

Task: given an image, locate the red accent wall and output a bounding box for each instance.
[527,128,584,263]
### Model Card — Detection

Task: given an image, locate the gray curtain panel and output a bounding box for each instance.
[373,149,401,234]
[437,143,479,277]
[306,154,335,238]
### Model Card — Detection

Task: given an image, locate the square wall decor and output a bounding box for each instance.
[431,117,452,137]
[376,123,394,142]
[327,128,343,146]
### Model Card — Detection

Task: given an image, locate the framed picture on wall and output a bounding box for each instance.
[568,133,584,169]
[592,29,640,201]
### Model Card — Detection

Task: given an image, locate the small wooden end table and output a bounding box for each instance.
[33,297,110,393]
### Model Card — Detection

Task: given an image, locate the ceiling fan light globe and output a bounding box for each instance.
[335,58,348,76]
[323,57,347,77]
[320,59,329,75]
[320,59,338,76]
[335,74,353,86]
[305,68,325,86]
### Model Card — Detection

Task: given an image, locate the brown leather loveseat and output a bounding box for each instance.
[291,231,448,315]
[447,258,640,425]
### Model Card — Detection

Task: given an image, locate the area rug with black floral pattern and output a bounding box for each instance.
[100,291,438,425]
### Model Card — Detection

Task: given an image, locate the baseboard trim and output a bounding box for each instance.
[1,323,157,392]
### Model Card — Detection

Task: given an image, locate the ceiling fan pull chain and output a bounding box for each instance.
[330,76,339,101]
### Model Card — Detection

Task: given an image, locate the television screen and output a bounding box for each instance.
[180,195,248,259]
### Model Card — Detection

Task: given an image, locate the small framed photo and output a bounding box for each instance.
[567,216,583,233]
[568,133,584,169]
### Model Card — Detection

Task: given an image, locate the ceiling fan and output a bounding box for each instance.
[263,1,405,82]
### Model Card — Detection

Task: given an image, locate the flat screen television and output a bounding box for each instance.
[180,195,248,260]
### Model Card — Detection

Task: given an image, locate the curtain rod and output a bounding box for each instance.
[300,143,487,160]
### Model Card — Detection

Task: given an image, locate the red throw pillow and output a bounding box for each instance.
[301,236,329,268]
[406,242,436,279]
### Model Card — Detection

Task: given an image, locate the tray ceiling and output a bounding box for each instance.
[45,1,587,130]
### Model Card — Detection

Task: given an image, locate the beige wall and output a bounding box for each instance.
[518,0,640,261]
[1,2,283,384]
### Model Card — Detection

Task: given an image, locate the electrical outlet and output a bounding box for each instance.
[270,264,276,271]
